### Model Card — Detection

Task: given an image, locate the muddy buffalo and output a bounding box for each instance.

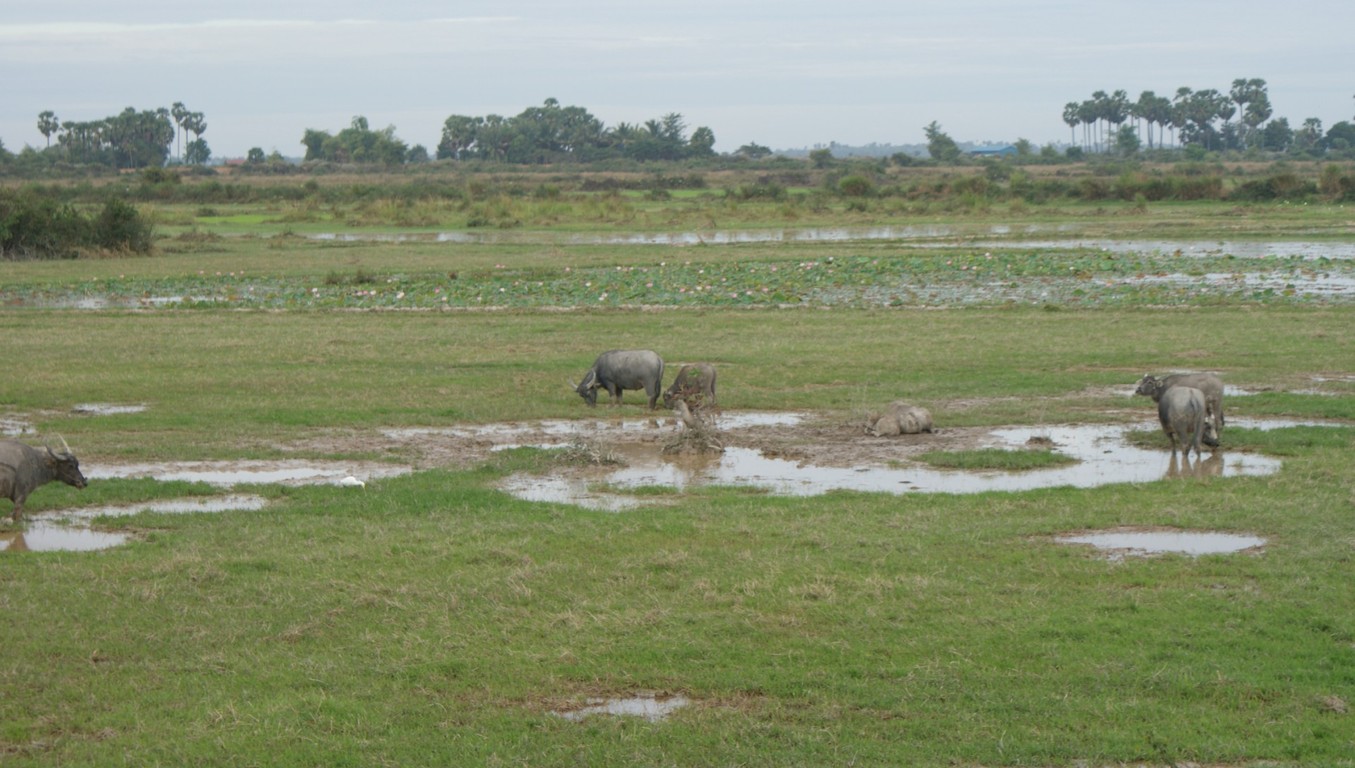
[574,349,665,409]
[662,363,718,409]
[0,438,88,522]
[866,402,934,437]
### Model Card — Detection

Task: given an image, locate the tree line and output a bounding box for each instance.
[24,102,210,170]
[296,99,718,166]
[1061,79,1355,157]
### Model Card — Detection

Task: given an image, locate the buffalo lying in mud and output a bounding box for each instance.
[1157,386,1218,459]
[866,402,934,437]
[0,437,88,522]
[1135,372,1223,444]
[574,349,665,410]
[662,363,718,410]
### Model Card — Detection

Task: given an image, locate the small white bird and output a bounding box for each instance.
[339,475,366,488]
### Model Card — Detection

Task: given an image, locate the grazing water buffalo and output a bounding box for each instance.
[866,402,934,437]
[662,363,718,409]
[1135,372,1224,442]
[574,349,665,409]
[1157,386,1215,459]
[0,438,88,522]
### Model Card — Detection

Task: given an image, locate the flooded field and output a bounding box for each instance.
[5,410,1335,553]
[309,226,1355,260]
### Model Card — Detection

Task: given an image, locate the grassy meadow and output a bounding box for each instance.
[2,173,1354,766]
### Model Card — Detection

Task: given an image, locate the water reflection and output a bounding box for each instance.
[0,522,131,552]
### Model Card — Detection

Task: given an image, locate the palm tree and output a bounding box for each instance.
[37,110,59,148]
[1062,102,1080,146]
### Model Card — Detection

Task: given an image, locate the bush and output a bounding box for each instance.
[0,189,153,259]
[93,198,155,252]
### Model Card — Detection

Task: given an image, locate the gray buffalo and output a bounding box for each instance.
[575,349,665,409]
[0,437,88,522]
[662,363,718,409]
[1157,386,1217,459]
[866,402,934,437]
[1135,372,1224,444]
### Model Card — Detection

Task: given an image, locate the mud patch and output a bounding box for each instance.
[553,694,690,723]
[89,461,409,487]
[1057,527,1266,560]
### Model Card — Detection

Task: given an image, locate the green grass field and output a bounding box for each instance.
[2,186,1354,766]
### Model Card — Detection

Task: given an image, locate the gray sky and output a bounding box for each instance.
[4,0,1352,158]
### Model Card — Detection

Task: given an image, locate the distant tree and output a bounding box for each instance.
[1327,121,1355,154]
[246,147,266,165]
[1230,78,1271,149]
[37,111,59,148]
[688,126,716,157]
[1013,138,1034,157]
[808,148,834,168]
[301,128,329,161]
[1062,102,1080,146]
[437,115,482,160]
[1292,118,1324,156]
[734,142,772,159]
[406,144,429,163]
[1260,118,1292,152]
[923,121,960,162]
[171,102,190,161]
[1113,125,1140,156]
[185,138,211,165]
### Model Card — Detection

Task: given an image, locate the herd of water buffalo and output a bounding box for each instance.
[0,351,1225,523]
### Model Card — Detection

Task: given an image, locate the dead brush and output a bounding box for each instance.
[556,437,623,466]
[663,399,725,455]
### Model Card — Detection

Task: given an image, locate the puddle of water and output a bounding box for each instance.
[1057,528,1265,560]
[88,461,409,487]
[73,403,148,416]
[0,521,131,553]
[61,494,268,519]
[554,695,690,723]
[500,417,1309,510]
[1,417,35,437]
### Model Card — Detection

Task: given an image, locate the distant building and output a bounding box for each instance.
[968,145,1018,158]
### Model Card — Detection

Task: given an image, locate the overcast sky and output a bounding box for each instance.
[4,1,1352,158]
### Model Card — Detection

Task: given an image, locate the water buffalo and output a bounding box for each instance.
[866,402,933,437]
[662,363,718,409]
[0,437,88,522]
[1135,372,1224,442]
[1157,386,1216,459]
[574,349,665,409]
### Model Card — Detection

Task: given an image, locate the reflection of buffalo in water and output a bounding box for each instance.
[0,530,30,552]
[1166,450,1223,479]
